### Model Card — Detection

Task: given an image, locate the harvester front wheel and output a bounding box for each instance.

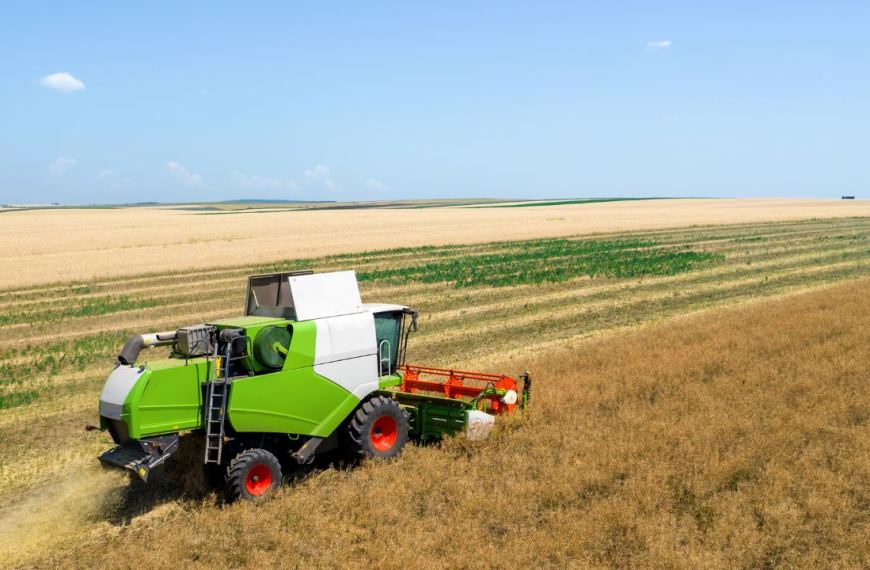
[348,395,409,459]
[225,448,283,502]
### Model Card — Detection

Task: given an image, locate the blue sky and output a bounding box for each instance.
[1,2,868,204]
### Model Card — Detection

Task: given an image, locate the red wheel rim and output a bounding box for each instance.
[245,464,273,496]
[370,415,398,452]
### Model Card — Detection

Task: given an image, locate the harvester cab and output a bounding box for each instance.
[95,270,529,501]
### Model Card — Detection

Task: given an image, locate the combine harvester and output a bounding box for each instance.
[94,271,530,500]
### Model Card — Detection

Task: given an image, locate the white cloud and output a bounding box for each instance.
[365,178,387,191]
[40,72,86,92]
[304,164,336,190]
[647,40,672,49]
[166,161,203,187]
[233,171,300,191]
[50,157,77,175]
[97,168,118,179]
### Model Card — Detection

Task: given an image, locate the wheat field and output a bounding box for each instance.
[7,269,869,569]
[1,198,867,288]
[0,213,868,568]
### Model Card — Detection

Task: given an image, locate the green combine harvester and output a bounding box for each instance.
[95,270,529,500]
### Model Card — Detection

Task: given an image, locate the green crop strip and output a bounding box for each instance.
[356,238,723,288]
[0,296,161,326]
[0,388,39,410]
[477,197,663,208]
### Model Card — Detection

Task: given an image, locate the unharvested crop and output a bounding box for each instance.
[12,275,869,569]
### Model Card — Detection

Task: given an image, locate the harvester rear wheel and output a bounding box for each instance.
[225,448,283,502]
[348,395,409,459]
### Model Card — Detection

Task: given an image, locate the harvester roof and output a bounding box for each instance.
[246,270,363,321]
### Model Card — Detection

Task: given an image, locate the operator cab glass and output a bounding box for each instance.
[245,271,312,319]
[374,311,402,374]
[373,308,417,375]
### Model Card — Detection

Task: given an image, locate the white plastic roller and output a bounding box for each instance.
[465,410,496,441]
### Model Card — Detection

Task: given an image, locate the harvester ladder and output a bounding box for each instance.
[204,356,229,465]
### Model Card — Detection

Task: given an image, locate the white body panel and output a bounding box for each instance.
[289,271,362,320]
[99,365,144,419]
[314,355,381,399]
[325,313,377,361]
[313,318,334,362]
[312,312,379,399]
[361,303,407,314]
[313,313,377,364]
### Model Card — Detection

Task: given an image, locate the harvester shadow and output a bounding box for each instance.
[100,436,379,525]
[102,436,220,525]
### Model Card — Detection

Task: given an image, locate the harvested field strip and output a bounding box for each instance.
[0,242,865,406]
[0,225,862,312]
[414,260,870,365]
[8,277,868,569]
[7,231,862,350]
[0,228,855,316]
[423,245,870,325]
[0,236,724,325]
[0,238,861,369]
[0,223,860,394]
[0,246,854,374]
[0,223,865,322]
[0,221,870,314]
[0,216,865,300]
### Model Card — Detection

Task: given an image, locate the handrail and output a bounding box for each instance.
[378,339,392,376]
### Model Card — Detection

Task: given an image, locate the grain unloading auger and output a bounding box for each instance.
[93,270,530,501]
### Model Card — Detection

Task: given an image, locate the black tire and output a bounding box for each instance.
[225,448,283,502]
[347,395,409,459]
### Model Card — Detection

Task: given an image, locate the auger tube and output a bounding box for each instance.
[117,331,177,365]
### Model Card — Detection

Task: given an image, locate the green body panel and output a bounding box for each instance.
[378,373,402,389]
[126,358,211,438]
[226,321,360,437]
[387,390,471,441]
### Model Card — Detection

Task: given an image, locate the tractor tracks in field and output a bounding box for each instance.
[0,217,864,305]
[0,222,864,341]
